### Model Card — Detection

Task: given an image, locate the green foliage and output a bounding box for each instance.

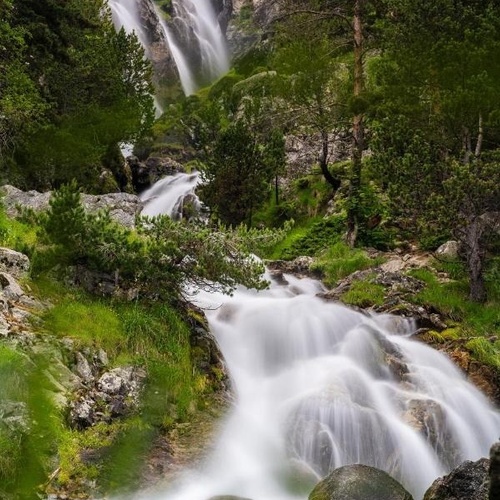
[0,346,60,499]
[408,267,500,333]
[341,279,385,308]
[0,201,37,255]
[36,183,285,299]
[465,338,500,369]
[43,299,125,357]
[312,241,384,287]
[271,216,346,260]
[1,0,154,190]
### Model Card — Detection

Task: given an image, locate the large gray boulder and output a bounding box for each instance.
[309,464,413,500]
[423,458,489,500]
[1,185,143,228]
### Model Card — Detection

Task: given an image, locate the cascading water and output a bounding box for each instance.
[157,0,230,95]
[108,0,230,98]
[138,272,500,500]
[134,179,500,500]
[108,0,149,49]
[140,171,202,219]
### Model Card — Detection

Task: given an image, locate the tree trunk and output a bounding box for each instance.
[346,0,365,248]
[475,113,483,158]
[463,216,487,302]
[319,129,341,192]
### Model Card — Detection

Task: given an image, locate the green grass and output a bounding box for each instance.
[0,203,37,256]
[341,280,385,308]
[43,299,126,357]
[465,337,500,369]
[312,241,385,287]
[0,346,61,499]
[408,267,500,334]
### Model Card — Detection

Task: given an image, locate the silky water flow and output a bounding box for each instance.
[134,176,500,500]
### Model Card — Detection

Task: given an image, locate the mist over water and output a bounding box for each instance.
[136,267,499,500]
[158,0,230,95]
[139,171,201,219]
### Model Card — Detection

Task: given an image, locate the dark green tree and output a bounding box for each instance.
[5,0,155,189]
[370,0,500,301]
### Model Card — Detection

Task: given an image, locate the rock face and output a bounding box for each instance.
[70,364,147,429]
[490,442,500,500]
[128,155,185,192]
[1,185,143,228]
[0,248,30,279]
[309,464,414,500]
[423,458,490,500]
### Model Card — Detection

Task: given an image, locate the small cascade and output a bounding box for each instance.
[142,275,500,500]
[139,171,202,219]
[157,0,230,95]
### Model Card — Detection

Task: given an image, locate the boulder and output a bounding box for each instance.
[309,464,413,500]
[207,497,253,500]
[435,241,460,261]
[423,458,489,500]
[490,442,500,500]
[0,248,30,278]
[1,185,143,228]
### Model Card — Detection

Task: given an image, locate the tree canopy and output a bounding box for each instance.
[0,0,155,190]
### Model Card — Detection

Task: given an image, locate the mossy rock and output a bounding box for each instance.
[309,464,413,500]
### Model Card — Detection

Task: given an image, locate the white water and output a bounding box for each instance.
[157,0,230,95]
[139,171,201,219]
[133,165,500,500]
[140,273,500,500]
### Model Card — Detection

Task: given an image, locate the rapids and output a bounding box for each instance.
[139,171,201,219]
[134,174,500,500]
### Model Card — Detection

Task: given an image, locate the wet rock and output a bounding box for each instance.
[423,458,489,500]
[268,257,317,279]
[187,303,229,392]
[402,399,459,469]
[0,248,30,278]
[490,442,500,500]
[129,156,185,191]
[309,464,414,500]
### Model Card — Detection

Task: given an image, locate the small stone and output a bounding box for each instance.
[75,352,94,383]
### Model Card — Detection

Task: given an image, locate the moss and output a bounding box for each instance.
[312,242,384,287]
[465,337,500,369]
[341,280,385,308]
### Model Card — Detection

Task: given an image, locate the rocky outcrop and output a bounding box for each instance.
[309,464,414,500]
[137,0,179,92]
[490,442,500,500]
[0,248,30,280]
[128,155,185,192]
[1,185,143,228]
[70,363,147,429]
[423,457,490,500]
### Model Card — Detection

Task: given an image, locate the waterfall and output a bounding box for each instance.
[140,273,500,500]
[132,183,500,500]
[157,0,230,95]
[108,0,230,97]
[139,171,202,219]
[108,0,149,49]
